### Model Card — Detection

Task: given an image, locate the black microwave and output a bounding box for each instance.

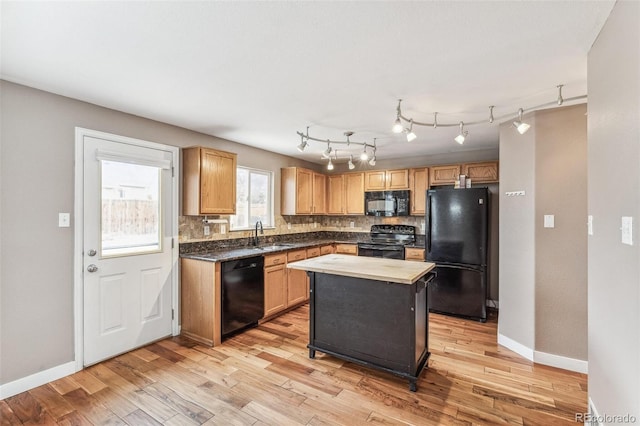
[364,190,410,217]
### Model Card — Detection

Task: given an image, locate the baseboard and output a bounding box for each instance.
[486,299,499,309]
[497,333,534,361]
[0,361,77,400]
[534,350,588,374]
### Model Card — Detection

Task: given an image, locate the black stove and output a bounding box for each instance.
[358,225,417,260]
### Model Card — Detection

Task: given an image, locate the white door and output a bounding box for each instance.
[82,134,175,366]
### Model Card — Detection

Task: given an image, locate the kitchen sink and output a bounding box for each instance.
[252,243,296,251]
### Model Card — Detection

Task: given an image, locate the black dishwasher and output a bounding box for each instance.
[221,256,264,338]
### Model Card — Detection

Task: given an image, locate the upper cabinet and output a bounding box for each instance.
[429,164,461,186]
[364,169,409,191]
[462,161,499,183]
[409,168,429,216]
[327,172,364,215]
[281,167,326,215]
[183,147,237,215]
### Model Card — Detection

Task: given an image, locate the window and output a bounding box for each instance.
[230,167,274,230]
[101,160,161,257]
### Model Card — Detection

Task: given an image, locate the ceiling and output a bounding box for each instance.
[1,1,614,165]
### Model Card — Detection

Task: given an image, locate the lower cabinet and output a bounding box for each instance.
[180,258,221,346]
[335,243,358,255]
[287,250,308,306]
[264,255,287,318]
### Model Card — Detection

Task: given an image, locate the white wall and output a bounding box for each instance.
[587,0,640,419]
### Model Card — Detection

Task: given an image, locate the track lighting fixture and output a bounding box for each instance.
[368,139,377,165]
[392,99,404,133]
[512,108,531,134]
[406,119,416,142]
[322,142,332,159]
[327,156,334,170]
[392,84,585,145]
[297,135,308,152]
[348,155,355,170]
[454,122,468,144]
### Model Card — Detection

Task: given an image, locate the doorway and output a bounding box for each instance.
[74,128,179,367]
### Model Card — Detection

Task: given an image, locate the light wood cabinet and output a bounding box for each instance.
[429,164,461,186]
[335,243,358,255]
[264,254,287,318]
[409,168,429,216]
[180,258,221,346]
[281,167,326,215]
[364,169,409,191]
[306,247,321,258]
[183,147,237,215]
[327,174,346,215]
[405,247,425,262]
[344,172,365,215]
[320,245,334,255]
[462,161,499,183]
[287,250,308,306]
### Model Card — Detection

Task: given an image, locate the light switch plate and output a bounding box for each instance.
[587,215,593,236]
[621,216,633,245]
[544,215,555,228]
[58,213,70,227]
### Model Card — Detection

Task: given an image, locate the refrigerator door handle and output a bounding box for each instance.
[427,194,432,253]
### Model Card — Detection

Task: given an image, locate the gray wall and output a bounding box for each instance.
[499,113,537,350]
[587,0,640,418]
[534,105,587,359]
[499,104,588,361]
[0,80,318,384]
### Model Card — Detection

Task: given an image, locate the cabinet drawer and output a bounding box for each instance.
[264,253,286,267]
[335,244,358,255]
[405,248,425,261]
[287,249,307,262]
[306,247,321,258]
[320,245,334,255]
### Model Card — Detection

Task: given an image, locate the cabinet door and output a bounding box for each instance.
[409,168,429,216]
[264,264,287,317]
[344,173,365,215]
[327,174,345,214]
[462,161,499,183]
[405,247,425,261]
[429,165,461,186]
[296,169,314,214]
[200,148,237,214]
[364,171,387,191]
[287,267,308,306]
[320,245,334,255]
[386,169,409,190]
[312,173,327,214]
[183,147,237,215]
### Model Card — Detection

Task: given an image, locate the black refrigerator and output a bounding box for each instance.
[425,187,488,322]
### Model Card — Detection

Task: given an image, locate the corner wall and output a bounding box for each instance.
[587,0,640,419]
[498,104,588,369]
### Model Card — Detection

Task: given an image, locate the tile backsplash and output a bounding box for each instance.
[179,214,426,243]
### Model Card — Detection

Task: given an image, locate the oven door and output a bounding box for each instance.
[358,244,404,259]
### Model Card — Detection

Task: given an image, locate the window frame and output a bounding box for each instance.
[230,166,275,231]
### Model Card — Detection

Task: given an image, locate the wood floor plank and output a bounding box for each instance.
[142,382,214,424]
[4,390,47,424]
[0,399,23,425]
[27,384,76,421]
[61,388,126,425]
[123,408,162,425]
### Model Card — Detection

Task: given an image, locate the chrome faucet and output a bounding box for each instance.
[254,220,264,246]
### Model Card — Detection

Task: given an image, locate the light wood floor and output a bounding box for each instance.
[1,306,587,425]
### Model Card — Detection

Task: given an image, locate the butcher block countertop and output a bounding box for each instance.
[287,254,435,285]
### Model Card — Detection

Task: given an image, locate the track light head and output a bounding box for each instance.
[392,117,403,134]
[368,155,376,166]
[297,140,308,152]
[327,158,334,171]
[360,150,369,161]
[322,144,332,159]
[513,108,531,134]
[454,122,468,144]
[348,155,355,170]
[405,119,416,141]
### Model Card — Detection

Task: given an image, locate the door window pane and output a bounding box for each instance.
[230,167,273,230]
[101,160,161,256]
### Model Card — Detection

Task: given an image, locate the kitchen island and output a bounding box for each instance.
[287,254,436,391]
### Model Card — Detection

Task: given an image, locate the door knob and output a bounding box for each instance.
[87,264,98,273]
[87,249,97,257]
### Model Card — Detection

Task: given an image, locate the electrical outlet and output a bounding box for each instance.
[313,222,317,228]
[203,225,210,236]
[350,221,355,228]
[221,224,227,234]
[287,223,292,230]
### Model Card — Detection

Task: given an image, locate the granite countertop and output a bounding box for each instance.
[287,254,435,284]
[181,239,337,262]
